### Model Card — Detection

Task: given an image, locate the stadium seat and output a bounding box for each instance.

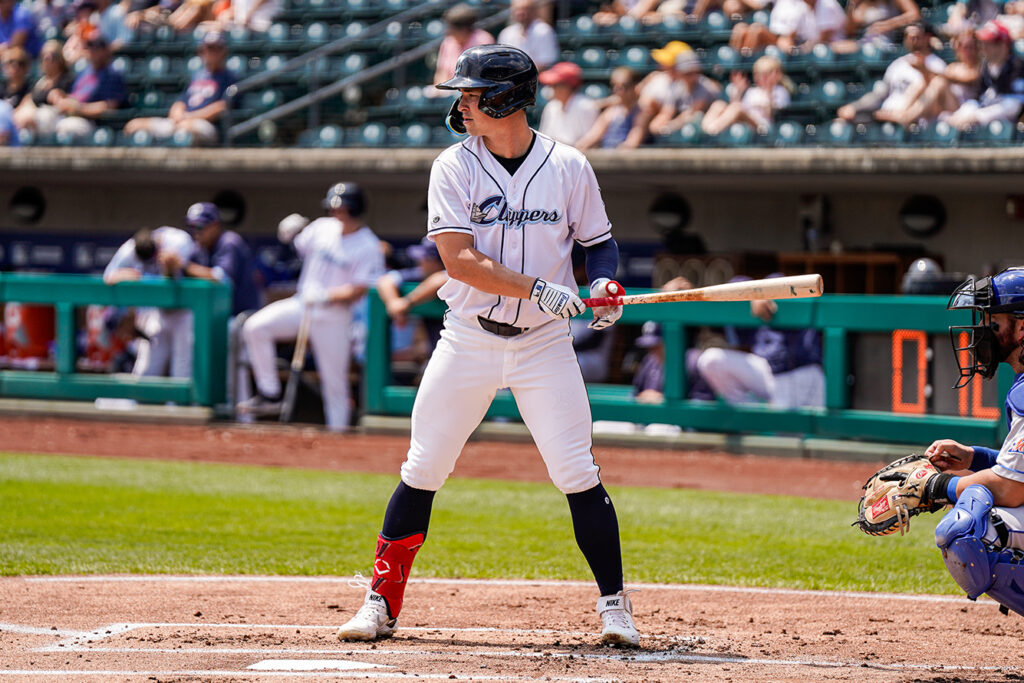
[583,83,610,100]
[714,122,755,147]
[615,45,653,70]
[813,119,854,146]
[383,0,407,11]
[352,121,387,146]
[766,121,804,147]
[304,21,330,46]
[562,15,597,47]
[907,120,959,147]
[226,54,248,79]
[167,129,194,147]
[853,121,907,146]
[960,119,1015,146]
[579,47,610,78]
[701,12,733,42]
[136,89,165,115]
[340,52,368,74]
[398,122,432,147]
[16,128,35,146]
[709,45,741,76]
[661,121,703,147]
[126,129,155,147]
[432,125,459,145]
[315,124,345,147]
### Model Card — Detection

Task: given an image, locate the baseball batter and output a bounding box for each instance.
[238,183,383,431]
[103,225,196,378]
[337,45,639,647]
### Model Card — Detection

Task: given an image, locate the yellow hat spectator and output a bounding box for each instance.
[651,41,692,68]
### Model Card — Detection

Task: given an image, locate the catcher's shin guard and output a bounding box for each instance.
[371,532,425,619]
[936,485,996,600]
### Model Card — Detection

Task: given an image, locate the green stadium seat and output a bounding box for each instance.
[701,12,733,42]
[340,52,368,74]
[136,89,166,115]
[960,119,1016,146]
[126,129,155,147]
[813,119,853,146]
[560,15,598,48]
[226,26,264,52]
[660,121,703,147]
[579,47,610,78]
[713,122,755,147]
[226,54,248,79]
[615,45,653,69]
[316,124,345,147]
[907,120,959,147]
[610,15,644,39]
[710,45,741,75]
[383,0,407,10]
[399,122,432,147]
[353,121,387,146]
[583,83,610,100]
[304,21,330,46]
[853,121,907,146]
[766,121,804,146]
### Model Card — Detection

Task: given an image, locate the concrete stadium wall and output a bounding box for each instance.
[1,147,1023,276]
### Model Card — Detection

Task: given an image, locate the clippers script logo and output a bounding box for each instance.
[470,195,561,230]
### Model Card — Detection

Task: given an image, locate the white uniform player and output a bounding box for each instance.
[337,45,639,648]
[238,183,383,431]
[103,226,196,379]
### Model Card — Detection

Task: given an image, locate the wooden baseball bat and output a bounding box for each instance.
[582,274,824,308]
[279,305,312,423]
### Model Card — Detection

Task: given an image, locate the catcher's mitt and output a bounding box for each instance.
[855,454,946,536]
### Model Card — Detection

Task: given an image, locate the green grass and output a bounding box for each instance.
[0,452,959,594]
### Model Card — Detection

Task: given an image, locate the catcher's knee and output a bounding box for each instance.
[936,485,995,600]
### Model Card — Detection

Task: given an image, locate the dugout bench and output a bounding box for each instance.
[363,288,1014,447]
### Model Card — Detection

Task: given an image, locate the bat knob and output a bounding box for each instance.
[607,281,624,296]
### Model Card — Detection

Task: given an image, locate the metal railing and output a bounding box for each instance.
[223,2,511,144]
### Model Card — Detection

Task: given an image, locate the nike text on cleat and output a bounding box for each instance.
[597,590,640,647]
[337,592,397,642]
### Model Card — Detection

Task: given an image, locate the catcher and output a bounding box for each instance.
[856,267,1024,617]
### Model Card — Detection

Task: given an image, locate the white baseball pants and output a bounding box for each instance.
[696,347,825,409]
[401,314,601,494]
[132,308,193,379]
[241,295,353,430]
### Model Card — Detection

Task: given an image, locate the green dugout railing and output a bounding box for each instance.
[0,273,231,406]
[364,289,1014,446]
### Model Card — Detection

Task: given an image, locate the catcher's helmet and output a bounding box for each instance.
[322,182,365,216]
[947,267,1024,386]
[436,44,538,134]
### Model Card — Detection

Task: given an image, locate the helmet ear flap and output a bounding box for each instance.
[445,97,467,136]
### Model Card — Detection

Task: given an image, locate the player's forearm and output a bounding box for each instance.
[404,270,448,306]
[184,263,218,282]
[327,283,369,304]
[103,268,142,284]
[443,245,535,299]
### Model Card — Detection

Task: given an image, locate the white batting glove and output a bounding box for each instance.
[278,213,310,244]
[589,278,624,330]
[530,278,586,320]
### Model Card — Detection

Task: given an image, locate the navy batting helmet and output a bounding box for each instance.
[948,267,1024,386]
[322,182,365,216]
[436,44,538,134]
[186,202,220,229]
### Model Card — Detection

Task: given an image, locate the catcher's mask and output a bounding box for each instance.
[436,44,538,136]
[947,267,1024,387]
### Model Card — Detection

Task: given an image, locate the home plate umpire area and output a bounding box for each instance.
[2,575,1023,682]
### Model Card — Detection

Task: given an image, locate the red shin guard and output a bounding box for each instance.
[371,532,424,618]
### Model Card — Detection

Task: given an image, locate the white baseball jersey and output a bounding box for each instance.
[103,226,195,279]
[294,218,384,297]
[426,132,612,329]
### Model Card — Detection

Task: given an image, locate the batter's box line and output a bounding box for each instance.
[0,669,616,681]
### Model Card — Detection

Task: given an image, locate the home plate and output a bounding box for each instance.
[248,659,388,671]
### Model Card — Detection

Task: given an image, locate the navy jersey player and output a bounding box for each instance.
[336,44,638,647]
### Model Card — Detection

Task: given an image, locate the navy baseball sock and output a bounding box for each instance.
[381,481,436,540]
[566,483,623,597]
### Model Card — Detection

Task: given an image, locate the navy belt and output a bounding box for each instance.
[477,316,528,337]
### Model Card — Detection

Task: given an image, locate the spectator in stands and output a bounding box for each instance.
[632,321,665,403]
[538,61,598,145]
[123,31,234,145]
[943,0,1001,38]
[836,20,945,125]
[49,34,124,138]
[27,0,69,35]
[701,55,790,135]
[0,99,16,144]
[942,20,1024,130]
[182,202,259,316]
[690,0,769,23]
[730,0,847,55]
[427,3,493,97]
[63,0,129,64]
[577,66,652,149]
[593,0,691,25]
[103,225,197,378]
[695,275,824,409]
[376,237,448,371]
[215,0,277,32]
[497,0,558,70]
[0,0,40,56]
[1,46,31,108]
[647,50,720,135]
[831,0,921,54]
[12,39,71,134]
[61,0,97,64]
[895,27,982,127]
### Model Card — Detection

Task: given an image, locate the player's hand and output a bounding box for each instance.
[301,288,329,306]
[925,439,974,472]
[277,213,310,244]
[529,278,586,320]
[589,278,624,330]
[750,298,777,322]
[386,297,412,324]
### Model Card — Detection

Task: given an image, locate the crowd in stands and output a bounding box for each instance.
[0,0,1021,146]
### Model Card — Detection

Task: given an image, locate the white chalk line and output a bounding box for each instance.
[18,574,980,605]
[0,623,90,638]
[0,670,613,681]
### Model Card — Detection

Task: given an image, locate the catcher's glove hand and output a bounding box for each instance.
[855,454,947,536]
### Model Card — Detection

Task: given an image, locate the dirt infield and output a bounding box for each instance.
[4,417,1022,681]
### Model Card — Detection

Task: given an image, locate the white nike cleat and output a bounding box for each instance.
[337,591,397,642]
[597,590,640,647]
